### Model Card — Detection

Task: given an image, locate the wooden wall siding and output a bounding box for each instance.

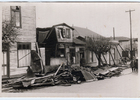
[18,50,31,67]
[55,26,73,43]
[2,6,36,69]
[2,6,11,21]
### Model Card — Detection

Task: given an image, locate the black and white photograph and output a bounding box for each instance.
[1,3,139,97]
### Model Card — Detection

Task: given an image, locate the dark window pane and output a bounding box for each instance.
[27,44,29,49]
[18,44,21,49]
[17,43,31,50]
[23,44,25,49]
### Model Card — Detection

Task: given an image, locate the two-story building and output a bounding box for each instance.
[37,23,86,67]
[2,6,36,77]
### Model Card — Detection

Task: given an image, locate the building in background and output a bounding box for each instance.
[109,36,138,64]
[73,26,102,66]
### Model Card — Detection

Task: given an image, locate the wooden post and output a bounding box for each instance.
[92,51,93,62]
[7,45,10,78]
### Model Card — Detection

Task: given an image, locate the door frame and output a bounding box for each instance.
[17,42,31,68]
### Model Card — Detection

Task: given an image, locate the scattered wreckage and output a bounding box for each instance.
[2,65,125,90]
[2,50,126,92]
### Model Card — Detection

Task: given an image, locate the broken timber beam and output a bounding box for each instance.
[54,63,63,76]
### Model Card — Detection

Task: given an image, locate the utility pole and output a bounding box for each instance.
[125,9,135,60]
[113,27,115,40]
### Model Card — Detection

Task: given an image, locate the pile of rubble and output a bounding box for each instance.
[2,63,126,91]
[2,50,127,92]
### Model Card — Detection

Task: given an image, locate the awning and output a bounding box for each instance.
[38,30,49,43]
[109,40,119,45]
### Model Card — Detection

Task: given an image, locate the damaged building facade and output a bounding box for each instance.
[37,23,123,67]
[37,23,86,66]
[2,6,36,77]
[37,23,134,67]
[2,5,135,78]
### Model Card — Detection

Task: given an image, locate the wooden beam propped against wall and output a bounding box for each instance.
[109,50,116,65]
[115,45,125,65]
[118,44,124,51]
[102,53,107,65]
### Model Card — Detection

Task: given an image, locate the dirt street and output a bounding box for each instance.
[23,68,139,97]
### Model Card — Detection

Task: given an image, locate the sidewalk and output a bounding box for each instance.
[2,67,27,80]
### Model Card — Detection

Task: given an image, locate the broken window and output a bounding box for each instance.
[66,28,71,38]
[58,28,71,39]
[58,28,65,38]
[56,44,65,57]
[57,48,65,57]
[11,6,21,28]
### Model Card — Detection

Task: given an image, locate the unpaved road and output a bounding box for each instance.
[23,68,139,97]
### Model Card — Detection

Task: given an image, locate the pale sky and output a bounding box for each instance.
[36,3,140,38]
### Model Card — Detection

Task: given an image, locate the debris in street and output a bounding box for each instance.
[2,61,127,92]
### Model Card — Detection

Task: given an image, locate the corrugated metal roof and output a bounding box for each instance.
[73,26,103,38]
